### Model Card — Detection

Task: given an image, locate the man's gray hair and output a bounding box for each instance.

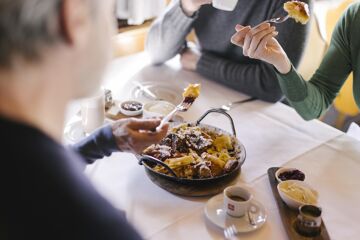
[0,0,64,67]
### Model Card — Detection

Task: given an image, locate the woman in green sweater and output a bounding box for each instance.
[231,2,360,120]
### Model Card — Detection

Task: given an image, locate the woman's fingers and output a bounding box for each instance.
[232,23,280,61]
[254,32,278,58]
[243,23,271,57]
[231,25,251,47]
[235,24,245,32]
[248,22,271,36]
[247,27,276,58]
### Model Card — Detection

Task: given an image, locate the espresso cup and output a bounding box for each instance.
[81,90,105,134]
[224,186,253,217]
[212,0,238,11]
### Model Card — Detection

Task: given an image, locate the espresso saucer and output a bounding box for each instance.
[63,120,87,144]
[205,194,267,232]
[63,119,112,144]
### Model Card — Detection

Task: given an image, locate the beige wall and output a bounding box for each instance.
[297,17,327,80]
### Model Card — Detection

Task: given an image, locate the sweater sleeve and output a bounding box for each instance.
[71,125,120,164]
[145,0,196,64]
[276,4,354,120]
[196,0,311,103]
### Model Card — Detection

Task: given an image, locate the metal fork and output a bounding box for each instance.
[224,225,239,239]
[253,14,290,29]
[134,81,160,100]
[156,99,193,131]
[221,97,257,111]
[224,206,258,239]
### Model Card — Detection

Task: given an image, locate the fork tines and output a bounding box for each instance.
[224,224,239,239]
[179,102,192,111]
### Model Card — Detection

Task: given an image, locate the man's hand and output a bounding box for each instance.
[181,0,212,16]
[180,48,201,71]
[111,118,169,154]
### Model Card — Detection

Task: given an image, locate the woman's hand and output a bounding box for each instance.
[231,23,292,74]
[111,118,169,154]
[181,0,212,16]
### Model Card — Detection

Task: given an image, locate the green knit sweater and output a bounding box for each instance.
[276,2,360,120]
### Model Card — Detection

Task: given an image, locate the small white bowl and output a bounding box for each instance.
[277,180,319,209]
[120,100,143,116]
[143,100,175,118]
[275,167,305,183]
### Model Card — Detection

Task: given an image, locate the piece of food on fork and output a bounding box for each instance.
[155,84,201,132]
[182,83,201,104]
[284,1,310,25]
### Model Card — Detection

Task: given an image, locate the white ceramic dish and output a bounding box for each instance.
[143,100,175,118]
[275,167,305,183]
[277,180,319,209]
[205,194,267,232]
[119,100,143,116]
[131,82,183,105]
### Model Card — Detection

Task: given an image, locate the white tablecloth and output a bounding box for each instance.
[67,52,360,240]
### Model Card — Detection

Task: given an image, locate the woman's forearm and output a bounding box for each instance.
[273,54,292,75]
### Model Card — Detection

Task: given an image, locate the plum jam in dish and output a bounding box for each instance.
[278,169,305,181]
[120,101,143,116]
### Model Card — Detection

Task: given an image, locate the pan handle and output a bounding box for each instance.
[138,154,178,178]
[196,108,237,137]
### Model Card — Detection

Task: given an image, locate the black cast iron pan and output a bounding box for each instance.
[138,108,246,197]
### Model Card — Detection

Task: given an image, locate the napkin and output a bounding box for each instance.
[346,122,360,141]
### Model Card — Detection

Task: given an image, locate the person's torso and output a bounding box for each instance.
[353,48,360,110]
[193,0,285,61]
[0,117,141,240]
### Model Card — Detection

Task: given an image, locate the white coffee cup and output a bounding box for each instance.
[224,186,253,217]
[212,0,238,11]
[81,90,105,134]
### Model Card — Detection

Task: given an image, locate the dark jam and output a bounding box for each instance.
[121,101,142,111]
[183,96,195,104]
[278,169,305,181]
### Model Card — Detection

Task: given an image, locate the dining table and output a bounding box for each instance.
[64,52,360,240]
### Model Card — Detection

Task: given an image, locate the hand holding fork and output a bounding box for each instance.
[155,97,195,132]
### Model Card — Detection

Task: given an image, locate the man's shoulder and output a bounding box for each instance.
[0,118,143,240]
[1,120,65,167]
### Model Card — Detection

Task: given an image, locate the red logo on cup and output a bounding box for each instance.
[228,203,235,211]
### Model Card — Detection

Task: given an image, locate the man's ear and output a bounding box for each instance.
[59,0,91,47]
